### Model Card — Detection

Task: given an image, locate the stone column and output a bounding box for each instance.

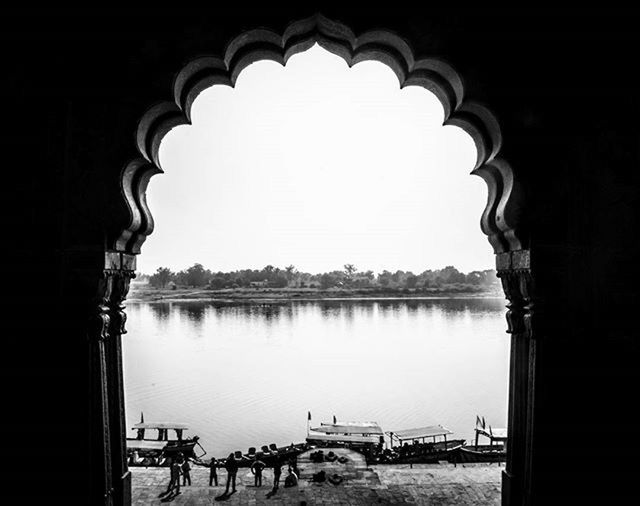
[497,250,535,506]
[103,252,136,506]
[91,270,115,506]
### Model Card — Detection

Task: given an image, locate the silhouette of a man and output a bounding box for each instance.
[224,453,238,494]
[209,457,218,486]
[251,456,266,487]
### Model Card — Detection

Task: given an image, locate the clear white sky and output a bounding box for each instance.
[138,44,494,275]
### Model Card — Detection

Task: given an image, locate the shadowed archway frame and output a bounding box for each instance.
[99,13,534,506]
[115,14,525,256]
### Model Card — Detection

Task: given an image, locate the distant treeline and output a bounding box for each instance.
[139,264,500,292]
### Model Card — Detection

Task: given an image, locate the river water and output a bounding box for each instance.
[123,298,509,457]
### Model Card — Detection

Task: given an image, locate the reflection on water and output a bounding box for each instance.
[149,302,171,322]
[123,298,509,457]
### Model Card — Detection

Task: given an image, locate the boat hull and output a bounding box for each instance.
[126,439,198,466]
[379,439,466,464]
[453,445,506,463]
[233,443,310,467]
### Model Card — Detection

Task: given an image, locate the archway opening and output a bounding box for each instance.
[127,42,508,460]
[125,27,508,502]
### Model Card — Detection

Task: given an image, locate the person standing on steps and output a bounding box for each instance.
[224,452,239,495]
[160,456,183,498]
[250,455,266,487]
[209,457,219,486]
[181,456,191,486]
[272,458,282,493]
[265,457,283,498]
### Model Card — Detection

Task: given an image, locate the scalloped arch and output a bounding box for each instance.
[117,13,525,256]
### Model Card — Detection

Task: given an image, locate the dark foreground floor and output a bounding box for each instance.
[132,448,502,505]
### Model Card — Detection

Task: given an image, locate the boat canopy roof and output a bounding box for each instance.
[126,440,167,451]
[306,432,381,444]
[132,422,189,430]
[322,421,380,428]
[476,427,508,441]
[312,422,383,435]
[387,425,453,440]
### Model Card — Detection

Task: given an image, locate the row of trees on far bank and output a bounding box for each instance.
[144,263,500,292]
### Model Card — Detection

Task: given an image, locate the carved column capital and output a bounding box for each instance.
[498,270,526,335]
[93,271,114,342]
[497,250,536,338]
[93,310,111,342]
[103,269,134,337]
[92,252,136,342]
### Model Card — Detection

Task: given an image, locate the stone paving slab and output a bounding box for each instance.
[132,448,502,505]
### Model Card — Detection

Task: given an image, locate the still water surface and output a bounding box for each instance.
[123,298,509,457]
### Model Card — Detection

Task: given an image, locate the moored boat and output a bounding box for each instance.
[306,417,385,461]
[456,444,505,463]
[220,442,310,468]
[126,415,205,466]
[384,425,465,464]
[453,416,506,463]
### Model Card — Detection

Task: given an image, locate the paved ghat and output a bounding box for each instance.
[132,448,501,505]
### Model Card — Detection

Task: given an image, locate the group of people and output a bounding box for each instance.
[211,452,300,497]
[158,452,192,499]
[160,451,300,499]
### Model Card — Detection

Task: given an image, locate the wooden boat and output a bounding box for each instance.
[306,420,385,460]
[126,415,205,466]
[455,444,505,463]
[453,416,506,463]
[384,425,465,464]
[219,442,310,468]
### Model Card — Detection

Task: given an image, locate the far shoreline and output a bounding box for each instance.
[127,285,503,304]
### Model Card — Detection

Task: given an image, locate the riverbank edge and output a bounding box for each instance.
[127,287,503,304]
